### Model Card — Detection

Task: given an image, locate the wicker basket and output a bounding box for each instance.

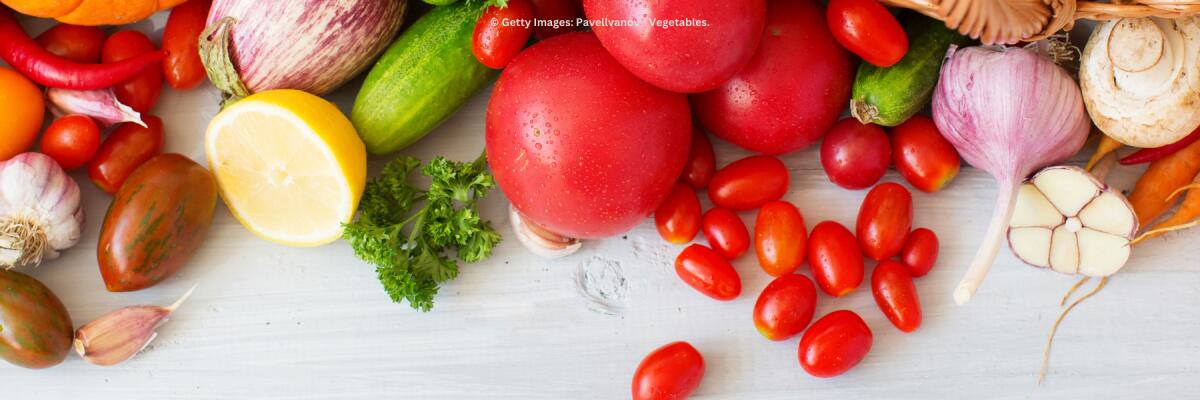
[880,0,1200,44]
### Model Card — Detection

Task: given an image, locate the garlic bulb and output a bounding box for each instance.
[509,205,580,259]
[1080,17,1200,148]
[0,153,85,269]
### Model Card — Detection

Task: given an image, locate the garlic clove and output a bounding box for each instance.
[74,286,194,366]
[1049,226,1080,275]
[1011,184,1064,228]
[509,206,581,259]
[1077,228,1132,277]
[1008,227,1052,268]
[1032,168,1100,217]
[1078,190,1139,237]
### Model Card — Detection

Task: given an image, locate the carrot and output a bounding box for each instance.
[1085,134,1123,172]
[1139,175,1200,239]
[1127,138,1200,228]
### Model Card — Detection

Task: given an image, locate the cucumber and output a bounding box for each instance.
[850,15,970,127]
[352,2,497,155]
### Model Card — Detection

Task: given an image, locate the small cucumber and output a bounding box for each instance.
[850,15,969,127]
[353,2,497,155]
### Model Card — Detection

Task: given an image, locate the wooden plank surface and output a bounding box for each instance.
[5,13,1199,400]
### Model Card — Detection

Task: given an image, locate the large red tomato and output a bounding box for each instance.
[487,33,692,239]
[583,0,765,93]
[691,0,852,155]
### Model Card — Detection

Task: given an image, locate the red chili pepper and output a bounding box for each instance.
[0,10,165,90]
[1119,127,1200,165]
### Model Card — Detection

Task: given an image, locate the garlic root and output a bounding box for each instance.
[509,205,580,259]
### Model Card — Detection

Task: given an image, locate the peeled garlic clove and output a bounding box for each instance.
[1008,227,1052,268]
[510,206,580,259]
[74,286,194,366]
[1049,225,1080,275]
[1033,168,1100,216]
[1078,228,1133,277]
[1078,190,1138,237]
[1011,184,1064,228]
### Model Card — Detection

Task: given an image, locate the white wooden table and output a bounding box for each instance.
[7,13,1200,400]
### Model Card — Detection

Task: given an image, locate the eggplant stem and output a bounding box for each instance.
[1059,276,1091,307]
[199,17,252,108]
[1039,276,1108,385]
[954,181,1021,305]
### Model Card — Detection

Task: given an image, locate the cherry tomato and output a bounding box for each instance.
[856,182,912,261]
[473,0,534,69]
[35,24,105,63]
[890,115,960,193]
[826,0,908,67]
[680,128,716,189]
[798,310,873,378]
[900,227,938,277]
[701,208,749,259]
[162,0,211,90]
[40,115,101,171]
[709,155,789,211]
[675,244,741,301]
[88,116,165,194]
[872,259,922,332]
[102,31,163,113]
[632,341,705,400]
[754,274,817,341]
[807,221,865,297]
[655,184,701,244]
[754,201,807,277]
[530,0,582,39]
[820,118,890,190]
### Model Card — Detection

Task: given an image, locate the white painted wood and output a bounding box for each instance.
[6,13,1200,400]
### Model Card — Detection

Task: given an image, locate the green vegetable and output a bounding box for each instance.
[343,153,502,311]
[850,14,969,127]
[352,1,498,155]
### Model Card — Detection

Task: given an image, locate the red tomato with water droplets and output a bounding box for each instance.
[798,310,873,378]
[701,208,749,259]
[473,0,535,69]
[890,115,961,193]
[530,0,582,39]
[708,155,789,211]
[88,116,165,194]
[675,244,742,301]
[754,201,806,277]
[872,259,922,332]
[826,0,908,67]
[632,341,705,400]
[102,31,163,113]
[820,118,891,190]
[36,24,105,63]
[486,33,691,239]
[900,227,938,277]
[40,115,101,171]
[162,0,211,90]
[856,182,913,260]
[655,184,701,244]
[807,220,864,297]
[680,128,716,189]
[754,274,817,341]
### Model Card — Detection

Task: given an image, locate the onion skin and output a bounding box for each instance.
[205,0,406,95]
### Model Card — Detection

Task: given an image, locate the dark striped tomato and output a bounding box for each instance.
[0,270,72,369]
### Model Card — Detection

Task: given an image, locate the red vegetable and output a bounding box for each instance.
[655,184,701,244]
[820,118,891,190]
[35,24,104,63]
[900,227,938,277]
[871,260,922,332]
[754,274,817,341]
[807,221,865,297]
[825,0,908,67]
[798,310,873,378]
[701,208,749,259]
[530,0,581,39]
[40,115,100,171]
[162,0,211,90]
[708,155,789,211]
[88,116,165,194]
[102,31,163,113]
[755,201,807,277]
[680,128,716,189]
[0,10,165,90]
[692,0,852,155]
[890,115,960,192]
[473,0,534,69]
[1119,127,1200,165]
[675,244,741,300]
[632,341,705,400]
[856,182,912,261]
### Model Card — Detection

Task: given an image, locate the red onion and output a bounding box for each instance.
[932,46,1090,305]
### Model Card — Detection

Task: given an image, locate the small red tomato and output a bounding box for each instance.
[807,221,865,297]
[900,227,938,277]
[890,115,960,192]
[655,184,701,244]
[530,0,581,39]
[632,341,705,400]
[754,201,806,277]
[680,128,716,189]
[35,24,105,63]
[872,260,922,332]
[754,274,817,341]
[103,31,163,113]
[473,0,535,69]
[798,310,873,378]
[162,0,211,90]
[826,0,908,67]
[820,118,891,190]
[856,182,913,261]
[88,116,165,194]
[40,115,101,171]
[675,244,742,301]
[701,208,749,259]
[709,155,789,211]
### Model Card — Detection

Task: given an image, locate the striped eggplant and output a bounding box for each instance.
[201,0,406,100]
[0,269,72,369]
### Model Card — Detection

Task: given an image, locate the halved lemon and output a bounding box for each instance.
[205,90,366,247]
